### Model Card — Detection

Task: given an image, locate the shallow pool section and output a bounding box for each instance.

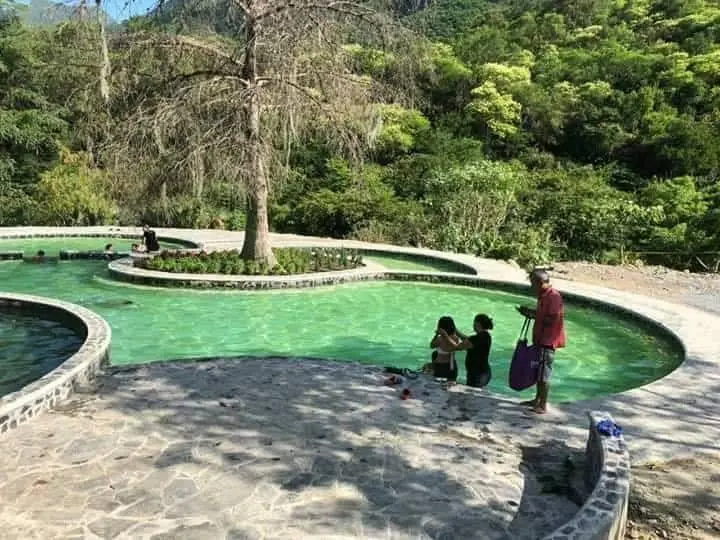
[0,236,189,255]
[0,261,683,402]
[0,308,84,397]
[364,253,475,274]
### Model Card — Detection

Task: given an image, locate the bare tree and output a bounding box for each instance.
[112,0,410,264]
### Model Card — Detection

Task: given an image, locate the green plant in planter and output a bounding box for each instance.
[135,247,362,275]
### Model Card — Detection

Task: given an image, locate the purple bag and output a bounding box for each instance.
[509,318,539,391]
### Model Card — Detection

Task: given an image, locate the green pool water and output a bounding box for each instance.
[0,260,682,402]
[364,254,474,274]
[0,236,189,254]
[0,309,84,397]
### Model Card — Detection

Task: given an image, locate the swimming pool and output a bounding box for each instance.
[0,307,84,397]
[0,260,682,402]
[0,236,189,254]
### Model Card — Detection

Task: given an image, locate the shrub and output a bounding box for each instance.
[139,247,364,276]
[32,149,117,225]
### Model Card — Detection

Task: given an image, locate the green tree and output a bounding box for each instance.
[425,160,528,254]
[32,148,117,225]
[0,15,66,187]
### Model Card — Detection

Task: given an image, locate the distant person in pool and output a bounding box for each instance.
[517,269,566,414]
[131,243,146,253]
[430,316,462,384]
[29,250,46,262]
[104,243,115,260]
[446,314,494,388]
[142,224,160,252]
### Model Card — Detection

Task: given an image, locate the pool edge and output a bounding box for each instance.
[0,293,111,437]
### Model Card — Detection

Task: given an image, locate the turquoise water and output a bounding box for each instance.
[0,236,188,254]
[0,309,84,396]
[0,260,682,402]
[364,254,474,274]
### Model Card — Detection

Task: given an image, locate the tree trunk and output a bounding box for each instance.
[96,0,110,110]
[192,149,204,199]
[160,180,168,224]
[239,12,276,265]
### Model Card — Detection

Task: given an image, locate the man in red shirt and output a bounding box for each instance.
[517,269,566,414]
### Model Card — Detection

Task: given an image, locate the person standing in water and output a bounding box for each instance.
[448,314,494,388]
[517,269,566,414]
[430,316,461,384]
[142,224,160,252]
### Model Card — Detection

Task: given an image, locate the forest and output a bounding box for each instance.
[1,0,720,268]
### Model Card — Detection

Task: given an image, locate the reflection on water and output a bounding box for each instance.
[0,311,84,397]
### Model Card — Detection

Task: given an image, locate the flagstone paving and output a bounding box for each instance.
[0,359,581,540]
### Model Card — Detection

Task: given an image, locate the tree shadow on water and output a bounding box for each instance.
[88,356,581,539]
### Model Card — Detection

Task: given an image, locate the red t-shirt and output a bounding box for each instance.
[533,287,566,349]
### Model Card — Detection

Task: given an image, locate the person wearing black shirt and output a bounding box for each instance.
[451,314,494,388]
[142,224,160,252]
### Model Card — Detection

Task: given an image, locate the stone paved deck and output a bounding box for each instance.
[0,359,581,540]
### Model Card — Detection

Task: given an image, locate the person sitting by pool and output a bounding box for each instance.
[131,243,146,253]
[445,314,494,388]
[142,224,160,252]
[430,316,462,384]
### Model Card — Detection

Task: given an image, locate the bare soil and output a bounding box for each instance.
[548,262,720,540]
[549,261,720,316]
[626,456,720,540]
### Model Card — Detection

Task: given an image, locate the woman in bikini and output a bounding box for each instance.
[429,316,462,384]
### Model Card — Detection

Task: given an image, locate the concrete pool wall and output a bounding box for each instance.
[0,292,111,436]
[543,412,630,540]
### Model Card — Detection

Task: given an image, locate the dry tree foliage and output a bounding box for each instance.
[107,0,417,263]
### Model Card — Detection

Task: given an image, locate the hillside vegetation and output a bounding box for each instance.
[1,0,719,268]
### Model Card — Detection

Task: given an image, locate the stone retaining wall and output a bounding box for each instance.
[0,293,111,437]
[543,412,630,540]
[107,257,388,289]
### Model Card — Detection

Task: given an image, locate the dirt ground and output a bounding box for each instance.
[548,262,720,540]
[626,456,720,539]
[549,261,720,316]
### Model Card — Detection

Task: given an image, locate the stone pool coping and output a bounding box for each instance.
[107,255,391,288]
[543,412,630,540]
[0,292,111,436]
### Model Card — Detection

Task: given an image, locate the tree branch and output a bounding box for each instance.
[111,33,242,65]
[257,0,377,21]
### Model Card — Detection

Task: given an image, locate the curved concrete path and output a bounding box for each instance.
[1,226,719,464]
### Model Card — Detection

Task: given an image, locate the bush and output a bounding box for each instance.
[32,149,117,225]
[425,160,529,255]
[139,247,364,275]
[141,196,216,229]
